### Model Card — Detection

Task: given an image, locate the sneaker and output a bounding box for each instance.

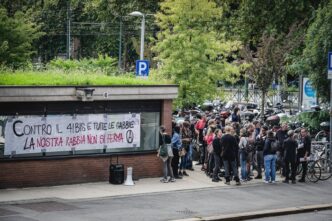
[183,171,189,176]
[255,175,262,179]
[160,178,168,183]
[236,181,241,186]
[264,180,269,184]
[174,175,183,179]
[282,180,289,184]
[298,179,305,183]
[212,178,219,182]
[225,181,230,185]
[271,181,276,184]
[178,171,183,176]
[169,178,176,182]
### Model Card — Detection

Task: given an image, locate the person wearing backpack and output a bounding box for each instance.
[238,128,249,181]
[159,126,175,183]
[263,131,278,183]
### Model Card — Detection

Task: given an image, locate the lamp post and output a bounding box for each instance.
[129,11,145,60]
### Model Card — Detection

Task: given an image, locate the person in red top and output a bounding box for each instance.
[195,114,207,165]
[204,122,216,175]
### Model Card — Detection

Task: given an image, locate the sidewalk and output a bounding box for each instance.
[0,164,276,203]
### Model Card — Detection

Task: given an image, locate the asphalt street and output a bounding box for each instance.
[0,179,331,221]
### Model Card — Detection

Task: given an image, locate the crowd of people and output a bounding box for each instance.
[158,107,312,185]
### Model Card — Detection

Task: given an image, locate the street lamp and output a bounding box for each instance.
[129,11,145,60]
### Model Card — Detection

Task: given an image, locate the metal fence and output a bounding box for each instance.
[223,88,299,108]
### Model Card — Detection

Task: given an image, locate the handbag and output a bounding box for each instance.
[179,148,186,157]
[207,143,214,154]
[167,144,173,157]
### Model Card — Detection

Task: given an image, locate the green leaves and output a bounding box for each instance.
[301,1,332,102]
[0,8,43,68]
[153,0,242,107]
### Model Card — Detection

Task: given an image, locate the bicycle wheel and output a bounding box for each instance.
[316,158,332,181]
[306,161,321,183]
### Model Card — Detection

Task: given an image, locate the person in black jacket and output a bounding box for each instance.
[283,130,298,184]
[297,128,311,182]
[212,129,222,182]
[221,126,241,185]
[254,125,268,179]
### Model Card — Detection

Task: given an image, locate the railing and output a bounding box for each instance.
[222,88,299,108]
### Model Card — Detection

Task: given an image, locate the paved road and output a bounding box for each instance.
[0,180,331,221]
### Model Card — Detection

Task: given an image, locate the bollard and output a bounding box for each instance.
[124,167,135,186]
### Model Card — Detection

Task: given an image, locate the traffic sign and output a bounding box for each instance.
[136,60,149,77]
[328,52,332,79]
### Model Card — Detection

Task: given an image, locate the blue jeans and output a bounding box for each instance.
[240,153,247,180]
[264,154,277,182]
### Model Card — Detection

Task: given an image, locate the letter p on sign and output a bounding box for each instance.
[136,60,149,77]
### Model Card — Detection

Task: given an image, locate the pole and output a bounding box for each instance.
[139,14,145,60]
[244,73,248,102]
[118,17,123,71]
[66,0,71,59]
[330,80,332,172]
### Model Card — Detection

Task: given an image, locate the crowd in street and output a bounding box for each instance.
[158,107,312,185]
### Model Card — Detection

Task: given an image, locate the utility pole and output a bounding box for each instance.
[66,0,71,59]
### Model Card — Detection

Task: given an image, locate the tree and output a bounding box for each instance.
[0,7,43,68]
[153,0,243,107]
[242,35,276,120]
[300,1,332,102]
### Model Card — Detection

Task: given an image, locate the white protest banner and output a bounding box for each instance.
[4,113,140,155]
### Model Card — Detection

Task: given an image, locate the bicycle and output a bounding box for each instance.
[296,153,322,183]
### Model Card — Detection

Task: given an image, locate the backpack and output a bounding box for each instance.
[271,140,279,153]
[159,135,168,158]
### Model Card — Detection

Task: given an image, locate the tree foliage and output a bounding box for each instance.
[300,1,332,102]
[0,7,43,68]
[153,0,243,107]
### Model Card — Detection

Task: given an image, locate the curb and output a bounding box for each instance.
[171,203,332,221]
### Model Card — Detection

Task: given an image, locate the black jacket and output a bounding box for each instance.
[159,133,171,146]
[283,138,297,162]
[276,130,288,152]
[220,134,237,161]
[263,138,277,156]
[212,136,222,155]
[297,135,311,157]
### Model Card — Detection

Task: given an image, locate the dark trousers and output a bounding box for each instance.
[256,151,264,176]
[297,157,307,180]
[213,153,221,179]
[285,160,296,181]
[171,148,180,177]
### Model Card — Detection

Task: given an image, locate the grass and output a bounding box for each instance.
[0,69,170,86]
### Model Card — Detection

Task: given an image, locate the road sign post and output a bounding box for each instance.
[136,60,149,77]
[328,52,332,171]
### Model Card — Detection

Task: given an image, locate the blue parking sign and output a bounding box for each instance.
[136,60,149,77]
